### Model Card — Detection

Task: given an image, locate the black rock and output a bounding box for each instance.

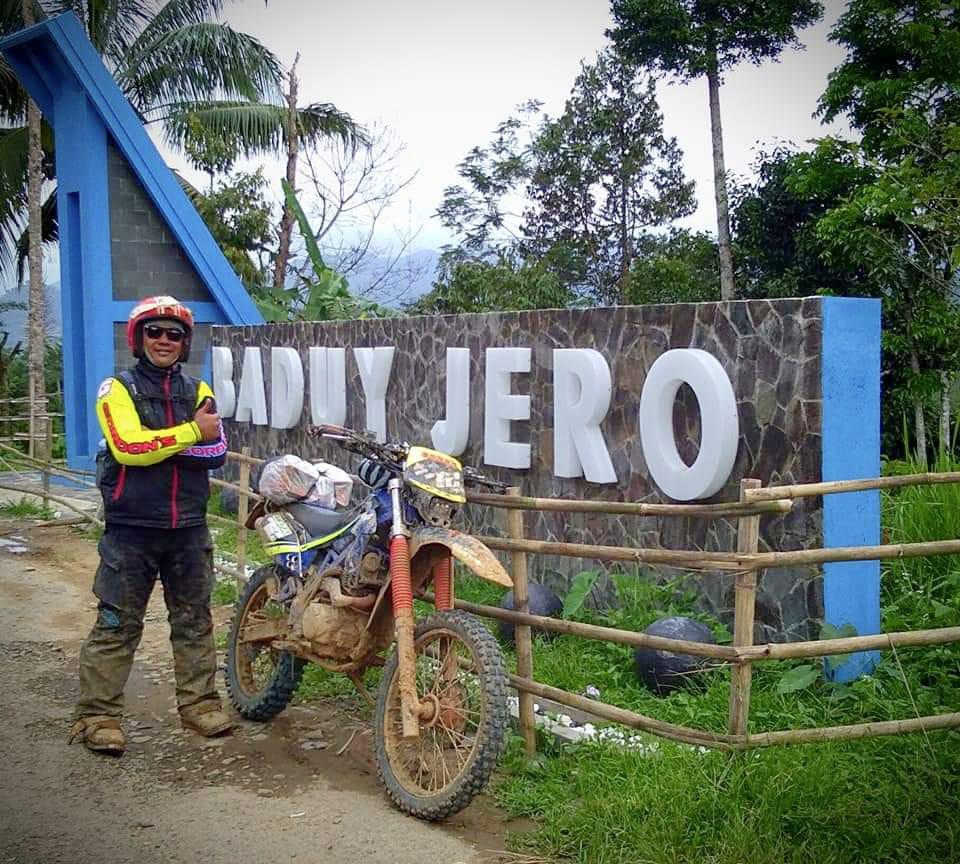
[218,485,239,515]
[633,616,717,696]
[498,583,563,644]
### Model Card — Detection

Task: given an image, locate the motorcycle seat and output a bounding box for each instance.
[286,501,358,540]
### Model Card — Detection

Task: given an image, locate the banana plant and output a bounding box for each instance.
[261,178,392,322]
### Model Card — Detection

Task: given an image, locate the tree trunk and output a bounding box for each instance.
[911,349,927,465]
[706,59,735,301]
[941,370,952,456]
[23,0,47,462]
[272,54,301,293]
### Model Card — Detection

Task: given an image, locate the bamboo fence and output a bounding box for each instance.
[211,449,960,753]
[7,440,953,754]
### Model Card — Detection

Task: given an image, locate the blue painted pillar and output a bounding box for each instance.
[821,297,882,680]
[54,86,113,471]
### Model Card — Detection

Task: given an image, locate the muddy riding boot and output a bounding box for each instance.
[68,715,126,755]
[180,701,234,737]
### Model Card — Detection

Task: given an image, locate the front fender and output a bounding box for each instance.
[410,527,513,589]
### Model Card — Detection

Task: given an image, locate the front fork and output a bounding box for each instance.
[388,480,455,739]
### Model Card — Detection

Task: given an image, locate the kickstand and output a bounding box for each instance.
[349,671,374,709]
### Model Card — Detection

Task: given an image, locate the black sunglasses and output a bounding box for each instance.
[144,324,185,343]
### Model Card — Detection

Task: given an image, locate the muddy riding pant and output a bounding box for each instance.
[75,524,220,719]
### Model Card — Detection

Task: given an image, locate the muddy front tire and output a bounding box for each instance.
[225,565,304,721]
[374,610,509,821]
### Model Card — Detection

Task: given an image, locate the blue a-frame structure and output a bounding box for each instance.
[0,12,263,471]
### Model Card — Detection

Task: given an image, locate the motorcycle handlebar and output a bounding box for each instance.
[309,425,508,492]
[462,465,509,494]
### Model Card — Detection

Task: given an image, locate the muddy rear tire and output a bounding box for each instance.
[225,565,304,721]
[374,610,509,821]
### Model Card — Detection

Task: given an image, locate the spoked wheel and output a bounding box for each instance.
[225,565,304,721]
[375,610,509,821]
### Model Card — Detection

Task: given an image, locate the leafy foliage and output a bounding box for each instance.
[408,251,573,315]
[817,0,960,153]
[523,49,695,303]
[191,168,273,290]
[627,229,720,304]
[731,143,876,299]
[608,0,825,78]
[249,180,393,322]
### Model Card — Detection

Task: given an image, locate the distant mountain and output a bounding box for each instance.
[0,281,62,345]
[325,248,441,310]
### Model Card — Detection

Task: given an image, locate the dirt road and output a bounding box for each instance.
[0,520,516,864]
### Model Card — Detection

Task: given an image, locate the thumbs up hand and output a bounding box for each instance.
[193,397,220,441]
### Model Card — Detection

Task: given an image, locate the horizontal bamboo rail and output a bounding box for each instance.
[444,593,960,666]
[478,534,745,571]
[467,491,792,517]
[226,451,265,467]
[738,625,960,662]
[447,595,738,660]
[744,713,960,747]
[747,471,960,501]
[510,673,738,750]
[480,533,960,573]
[210,476,263,502]
[0,480,102,528]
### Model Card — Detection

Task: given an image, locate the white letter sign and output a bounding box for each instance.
[639,349,738,501]
[484,347,531,469]
[211,346,235,417]
[270,347,304,429]
[553,349,616,484]
[235,347,268,425]
[354,347,395,442]
[431,347,470,456]
[309,347,347,426]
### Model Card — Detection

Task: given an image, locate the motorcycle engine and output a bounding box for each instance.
[410,487,458,528]
[301,602,386,663]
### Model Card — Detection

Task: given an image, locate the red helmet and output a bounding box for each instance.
[127,295,195,362]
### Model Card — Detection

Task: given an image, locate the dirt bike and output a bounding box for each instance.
[225,424,513,820]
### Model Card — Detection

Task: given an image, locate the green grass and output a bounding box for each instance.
[480,455,960,864]
[0,496,56,520]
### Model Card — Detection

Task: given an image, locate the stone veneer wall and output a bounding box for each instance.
[215,298,825,642]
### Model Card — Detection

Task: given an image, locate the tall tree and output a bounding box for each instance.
[19,0,45,458]
[609,0,824,300]
[300,124,425,308]
[523,49,694,303]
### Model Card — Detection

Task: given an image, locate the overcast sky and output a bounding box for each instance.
[212,0,851,251]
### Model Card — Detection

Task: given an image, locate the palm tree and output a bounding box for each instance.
[0,0,365,279]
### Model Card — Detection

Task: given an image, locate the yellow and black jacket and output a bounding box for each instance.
[95,358,227,529]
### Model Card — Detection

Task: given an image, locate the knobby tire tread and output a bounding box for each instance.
[375,609,509,821]
[225,565,304,722]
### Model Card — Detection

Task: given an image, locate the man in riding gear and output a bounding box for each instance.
[70,295,233,754]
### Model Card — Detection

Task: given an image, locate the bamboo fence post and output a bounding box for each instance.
[41,409,51,513]
[728,478,762,739]
[27,378,34,459]
[235,446,251,594]
[507,485,536,754]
